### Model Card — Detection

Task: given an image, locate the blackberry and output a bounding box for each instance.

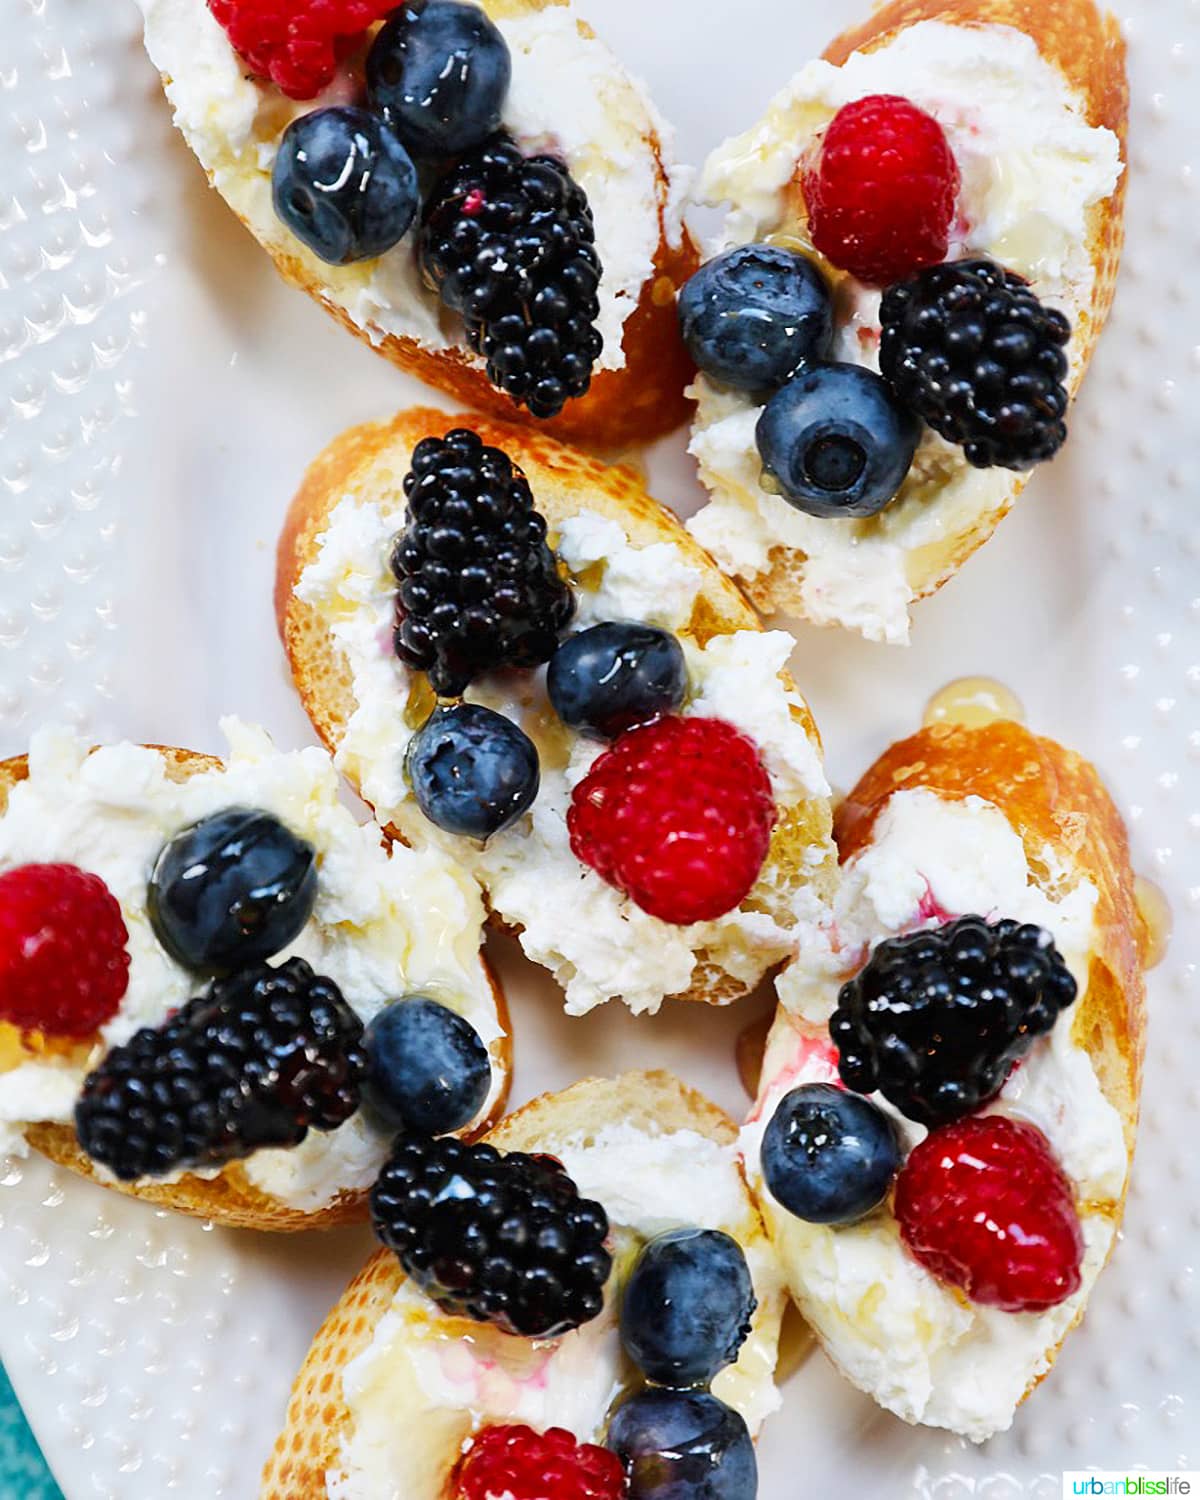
[830,916,1078,1129]
[879,258,1072,471]
[75,958,368,1182]
[419,134,604,419]
[390,427,575,696]
[370,1135,612,1337]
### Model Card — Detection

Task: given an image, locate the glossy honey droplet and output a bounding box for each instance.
[923,676,1025,730]
[1134,875,1172,971]
[403,673,437,730]
[520,703,573,773]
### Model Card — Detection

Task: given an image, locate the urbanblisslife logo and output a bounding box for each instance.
[1063,1476,1197,1497]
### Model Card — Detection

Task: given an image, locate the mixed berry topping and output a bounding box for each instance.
[391,429,575,696]
[272,107,419,266]
[761,1082,900,1225]
[208,0,396,101]
[547,623,688,742]
[677,244,833,393]
[147,808,318,976]
[879,258,1073,470]
[755,360,920,518]
[0,864,130,1039]
[420,135,605,419]
[367,1,512,159]
[567,716,777,926]
[406,702,540,840]
[370,1136,612,1337]
[75,958,367,1182]
[362,995,491,1135]
[619,1228,756,1388]
[801,94,960,288]
[607,1389,756,1500]
[830,915,1078,1128]
[456,1425,627,1500]
[894,1115,1084,1313]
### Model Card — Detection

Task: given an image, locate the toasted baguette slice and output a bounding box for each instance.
[0,734,510,1232]
[135,0,697,449]
[262,1071,784,1500]
[278,406,837,1017]
[687,0,1128,642]
[741,719,1145,1441]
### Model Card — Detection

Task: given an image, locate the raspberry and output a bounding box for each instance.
[208,0,396,101]
[894,1115,1084,1314]
[0,864,130,1039]
[567,717,776,926]
[456,1425,626,1500]
[801,94,960,287]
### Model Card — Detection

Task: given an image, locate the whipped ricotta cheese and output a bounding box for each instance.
[136,0,685,372]
[327,1122,783,1500]
[686,21,1123,643]
[0,722,504,1211]
[741,788,1127,1441]
[298,493,832,1017]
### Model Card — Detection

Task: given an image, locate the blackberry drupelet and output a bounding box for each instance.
[879,258,1072,471]
[75,958,368,1182]
[830,915,1078,1129]
[370,1135,612,1337]
[419,134,604,419]
[390,428,575,696]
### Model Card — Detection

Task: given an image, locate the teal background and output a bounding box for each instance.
[0,1367,62,1500]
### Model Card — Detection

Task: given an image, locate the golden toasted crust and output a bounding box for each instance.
[156,0,698,450]
[278,406,836,1009]
[0,748,511,1232]
[260,1072,753,1500]
[827,719,1145,1410]
[740,0,1128,618]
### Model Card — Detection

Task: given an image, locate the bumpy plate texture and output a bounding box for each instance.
[0,0,1196,1495]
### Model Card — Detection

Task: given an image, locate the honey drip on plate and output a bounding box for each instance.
[736,1012,773,1100]
[923,676,1025,730]
[1134,876,1172,971]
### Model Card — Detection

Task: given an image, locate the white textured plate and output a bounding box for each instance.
[0,0,1197,1495]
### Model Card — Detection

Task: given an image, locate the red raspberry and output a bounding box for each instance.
[801,94,960,287]
[567,716,776,927]
[0,864,130,1039]
[456,1424,626,1500]
[207,0,396,101]
[894,1115,1084,1314]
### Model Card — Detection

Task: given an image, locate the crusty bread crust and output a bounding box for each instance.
[761,719,1145,1422]
[0,747,511,1232]
[733,0,1129,619]
[149,0,698,450]
[276,406,837,1008]
[260,1072,764,1500]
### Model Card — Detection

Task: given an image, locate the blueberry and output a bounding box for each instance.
[406,703,539,839]
[678,244,833,392]
[367,0,512,160]
[620,1228,756,1387]
[547,622,687,740]
[272,107,419,266]
[147,809,318,975]
[363,997,491,1135]
[607,1389,757,1500]
[759,361,918,522]
[755,361,920,518]
[761,1082,901,1225]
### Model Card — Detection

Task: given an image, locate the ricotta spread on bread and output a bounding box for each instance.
[687,21,1123,643]
[0,722,504,1211]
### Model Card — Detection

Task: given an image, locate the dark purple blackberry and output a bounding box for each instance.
[390,427,575,696]
[879,258,1072,471]
[370,1134,612,1337]
[75,958,368,1182]
[419,133,604,419]
[830,916,1078,1128]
